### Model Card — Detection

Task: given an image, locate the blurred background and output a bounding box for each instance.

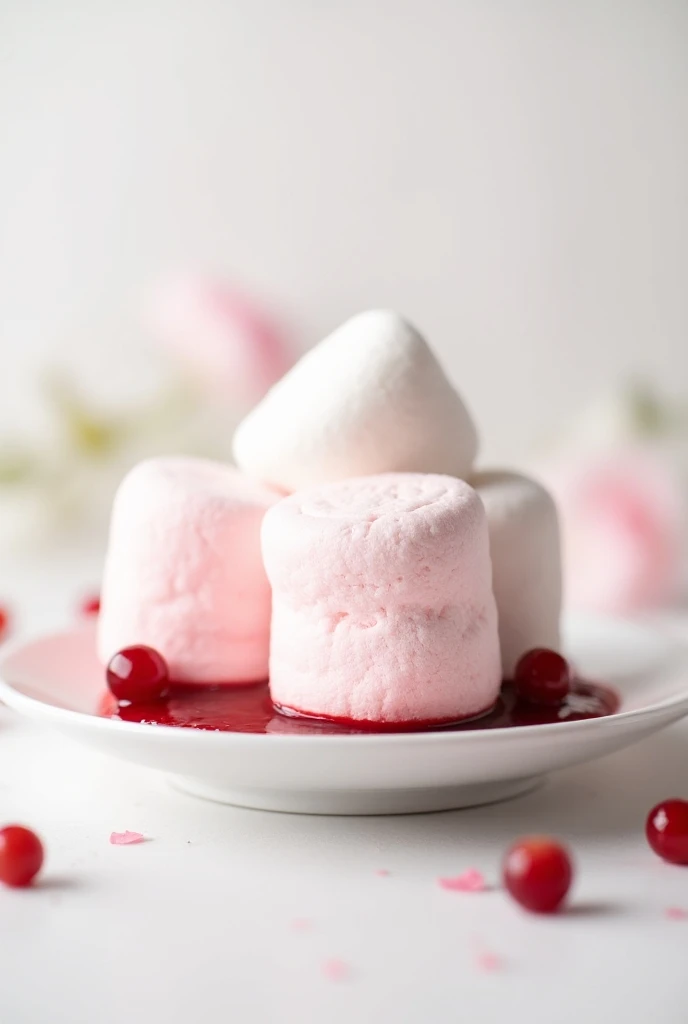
[0,0,687,619]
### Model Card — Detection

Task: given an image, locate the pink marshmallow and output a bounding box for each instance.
[538,449,685,614]
[98,457,280,683]
[146,274,294,402]
[262,474,501,725]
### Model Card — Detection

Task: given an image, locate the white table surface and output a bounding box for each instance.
[1,551,688,1024]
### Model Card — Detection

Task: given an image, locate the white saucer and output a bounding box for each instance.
[1,615,687,815]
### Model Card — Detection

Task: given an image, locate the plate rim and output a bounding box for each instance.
[1,615,687,748]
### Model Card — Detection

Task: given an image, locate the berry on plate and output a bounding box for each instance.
[106,646,170,704]
[514,648,570,706]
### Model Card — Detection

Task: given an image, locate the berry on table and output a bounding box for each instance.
[514,648,571,706]
[503,836,573,913]
[0,605,11,642]
[646,799,688,865]
[80,594,101,617]
[106,646,170,703]
[0,826,44,887]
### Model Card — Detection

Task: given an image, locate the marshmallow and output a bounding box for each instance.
[145,275,294,403]
[233,310,478,491]
[262,473,501,725]
[472,470,562,676]
[98,457,279,683]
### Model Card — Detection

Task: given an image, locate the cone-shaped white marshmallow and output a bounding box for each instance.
[262,473,501,725]
[98,457,280,683]
[472,470,562,676]
[233,310,478,491]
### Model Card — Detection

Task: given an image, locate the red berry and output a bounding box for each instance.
[106,646,170,703]
[0,605,11,642]
[80,594,101,617]
[646,799,688,865]
[0,826,44,887]
[503,836,573,913]
[514,648,570,706]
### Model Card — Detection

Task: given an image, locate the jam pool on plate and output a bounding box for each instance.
[100,678,619,735]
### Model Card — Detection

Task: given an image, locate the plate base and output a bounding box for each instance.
[168,774,544,815]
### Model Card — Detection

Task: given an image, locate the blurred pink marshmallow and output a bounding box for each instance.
[146,275,293,401]
[541,449,684,614]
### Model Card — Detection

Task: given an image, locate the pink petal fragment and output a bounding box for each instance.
[322,959,351,982]
[375,869,391,877]
[291,918,313,931]
[476,951,503,973]
[438,868,487,893]
[110,831,145,846]
[665,907,688,920]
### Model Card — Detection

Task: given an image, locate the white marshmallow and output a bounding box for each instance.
[472,470,562,676]
[233,310,478,491]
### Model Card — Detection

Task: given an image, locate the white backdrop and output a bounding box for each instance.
[1,0,686,462]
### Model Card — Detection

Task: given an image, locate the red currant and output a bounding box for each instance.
[0,826,44,887]
[646,799,688,865]
[514,648,570,706]
[80,594,101,617]
[106,646,170,703]
[503,836,573,913]
[0,605,11,642]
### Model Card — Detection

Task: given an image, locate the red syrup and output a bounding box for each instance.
[99,678,619,735]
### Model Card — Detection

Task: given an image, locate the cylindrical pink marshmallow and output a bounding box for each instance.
[262,473,501,726]
[98,457,280,683]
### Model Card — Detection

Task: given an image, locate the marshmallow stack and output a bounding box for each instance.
[98,457,279,683]
[99,307,564,725]
[262,473,501,725]
[233,310,478,492]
